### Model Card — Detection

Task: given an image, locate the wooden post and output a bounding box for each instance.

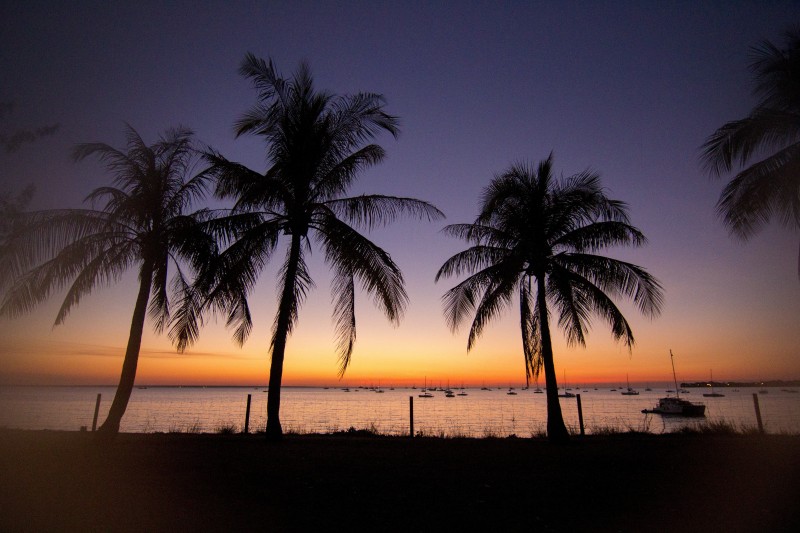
[576,393,585,436]
[409,396,414,438]
[244,394,252,434]
[91,393,101,432]
[752,393,764,434]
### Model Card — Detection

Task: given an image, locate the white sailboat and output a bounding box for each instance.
[642,351,705,417]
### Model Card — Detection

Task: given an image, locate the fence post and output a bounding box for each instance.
[752,393,764,434]
[576,393,585,436]
[91,393,102,432]
[409,396,414,438]
[244,394,252,434]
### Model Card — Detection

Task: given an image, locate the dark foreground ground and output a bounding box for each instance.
[0,430,798,532]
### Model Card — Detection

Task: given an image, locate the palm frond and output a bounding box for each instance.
[716,141,800,238]
[168,265,206,352]
[202,149,288,212]
[520,277,543,383]
[550,263,636,348]
[750,28,800,111]
[702,108,800,176]
[554,220,647,252]
[317,214,407,325]
[435,245,509,282]
[270,245,314,347]
[466,265,518,351]
[313,144,388,200]
[330,267,356,376]
[323,194,444,231]
[148,251,171,333]
[556,253,664,319]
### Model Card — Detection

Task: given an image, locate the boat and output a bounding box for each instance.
[558,371,575,398]
[457,384,468,396]
[506,388,517,395]
[642,396,706,417]
[642,350,705,417]
[443,380,453,396]
[621,374,639,395]
[702,370,725,397]
[418,377,433,398]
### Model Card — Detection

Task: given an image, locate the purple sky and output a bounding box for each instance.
[1,1,798,385]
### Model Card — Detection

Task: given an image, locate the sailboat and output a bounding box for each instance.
[558,371,575,398]
[418,377,433,398]
[642,351,705,417]
[621,374,639,395]
[703,370,725,397]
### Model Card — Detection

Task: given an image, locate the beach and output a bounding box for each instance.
[1,430,798,532]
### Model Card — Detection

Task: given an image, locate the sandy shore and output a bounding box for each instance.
[1,429,798,532]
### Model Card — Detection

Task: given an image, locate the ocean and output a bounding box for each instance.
[1,385,798,436]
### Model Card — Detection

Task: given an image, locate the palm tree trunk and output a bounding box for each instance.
[97,262,153,434]
[537,275,569,443]
[265,234,302,441]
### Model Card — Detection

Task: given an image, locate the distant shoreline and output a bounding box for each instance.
[680,380,800,388]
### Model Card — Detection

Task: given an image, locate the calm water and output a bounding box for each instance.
[1,385,798,436]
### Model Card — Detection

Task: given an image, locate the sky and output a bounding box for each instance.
[1,1,799,388]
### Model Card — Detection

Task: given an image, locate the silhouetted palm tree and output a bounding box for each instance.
[436,155,663,441]
[175,55,443,440]
[0,126,213,433]
[702,28,800,277]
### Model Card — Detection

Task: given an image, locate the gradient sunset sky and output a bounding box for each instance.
[1,1,798,387]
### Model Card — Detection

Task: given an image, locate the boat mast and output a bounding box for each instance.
[670,350,680,398]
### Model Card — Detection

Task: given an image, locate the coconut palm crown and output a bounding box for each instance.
[436,155,663,441]
[0,126,214,433]
[702,27,800,276]
[174,54,443,439]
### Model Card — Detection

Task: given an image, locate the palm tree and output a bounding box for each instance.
[702,28,800,277]
[436,155,663,441]
[0,126,214,433]
[174,54,443,440]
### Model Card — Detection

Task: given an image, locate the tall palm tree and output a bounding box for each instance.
[436,155,663,441]
[0,126,214,433]
[702,27,800,277]
[174,54,443,440]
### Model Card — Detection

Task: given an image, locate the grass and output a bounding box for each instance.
[677,419,761,435]
[1,429,797,531]
[149,416,774,438]
[214,423,238,435]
